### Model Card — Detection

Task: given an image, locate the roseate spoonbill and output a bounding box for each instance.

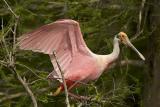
[18,19,145,96]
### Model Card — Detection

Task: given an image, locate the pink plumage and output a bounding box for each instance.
[18,19,99,82]
[18,19,145,95]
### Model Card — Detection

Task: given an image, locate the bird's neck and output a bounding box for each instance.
[95,37,120,71]
[109,37,120,62]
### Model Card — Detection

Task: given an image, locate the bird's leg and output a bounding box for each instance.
[52,79,78,96]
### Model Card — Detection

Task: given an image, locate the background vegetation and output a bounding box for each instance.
[0,0,159,107]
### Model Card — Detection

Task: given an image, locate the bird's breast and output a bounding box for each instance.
[64,54,100,82]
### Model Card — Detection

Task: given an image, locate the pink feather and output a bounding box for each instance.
[18,19,95,82]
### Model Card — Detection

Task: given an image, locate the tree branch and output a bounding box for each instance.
[110,59,145,69]
[0,92,26,103]
[9,67,38,107]
[2,0,38,106]
[52,52,70,107]
[2,0,18,18]
[0,87,50,103]
[131,0,146,41]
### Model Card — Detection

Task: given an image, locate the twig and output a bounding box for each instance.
[2,0,18,18]
[9,67,38,107]
[68,92,107,104]
[1,18,4,34]
[0,60,8,67]
[36,87,50,94]
[10,16,19,67]
[0,92,6,96]
[131,30,144,42]
[131,0,146,41]
[16,62,46,80]
[110,59,144,69]
[12,16,19,53]
[0,87,50,103]
[1,18,10,61]
[0,92,26,103]
[52,52,70,107]
[11,22,38,107]
[47,2,138,10]
[68,92,91,101]
[29,78,45,85]
[2,0,38,106]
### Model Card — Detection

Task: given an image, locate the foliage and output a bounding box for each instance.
[0,0,147,107]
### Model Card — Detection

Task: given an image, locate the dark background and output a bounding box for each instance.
[0,0,160,107]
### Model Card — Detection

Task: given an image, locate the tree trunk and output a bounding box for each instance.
[144,0,160,107]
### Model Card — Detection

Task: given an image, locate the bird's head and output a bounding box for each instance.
[117,32,145,61]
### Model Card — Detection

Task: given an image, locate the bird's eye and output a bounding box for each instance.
[119,35,125,42]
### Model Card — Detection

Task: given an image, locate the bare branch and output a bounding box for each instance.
[9,67,38,107]
[69,92,91,101]
[16,62,46,80]
[110,60,145,69]
[0,87,49,103]
[0,92,26,103]
[68,92,107,104]
[131,0,146,41]
[1,18,10,61]
[1,1,38,106]
[10,23,38,107]
[2,0,18,18]
[52,52,70,107]
[12,17,19,53]
[0,60,8,67]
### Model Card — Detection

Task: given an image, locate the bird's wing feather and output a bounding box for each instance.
[18,19,92,80]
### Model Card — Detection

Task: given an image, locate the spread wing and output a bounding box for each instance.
[18,19,92,81]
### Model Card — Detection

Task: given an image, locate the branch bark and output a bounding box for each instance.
[131,0,146,41]
[110,59,145,69]
[0,87,49,103]
[52,52,70,107]
[2,0,38,106]
[0,92,26,103]
[10,67,38,107]
[2,0,18,18]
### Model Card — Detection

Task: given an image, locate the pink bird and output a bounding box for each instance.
[18,19,145,96]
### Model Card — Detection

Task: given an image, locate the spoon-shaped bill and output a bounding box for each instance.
[126,39,145,61]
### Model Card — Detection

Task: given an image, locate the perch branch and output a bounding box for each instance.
[68,92,91,101]
[68,92,107,104]
[52,52,70,107]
